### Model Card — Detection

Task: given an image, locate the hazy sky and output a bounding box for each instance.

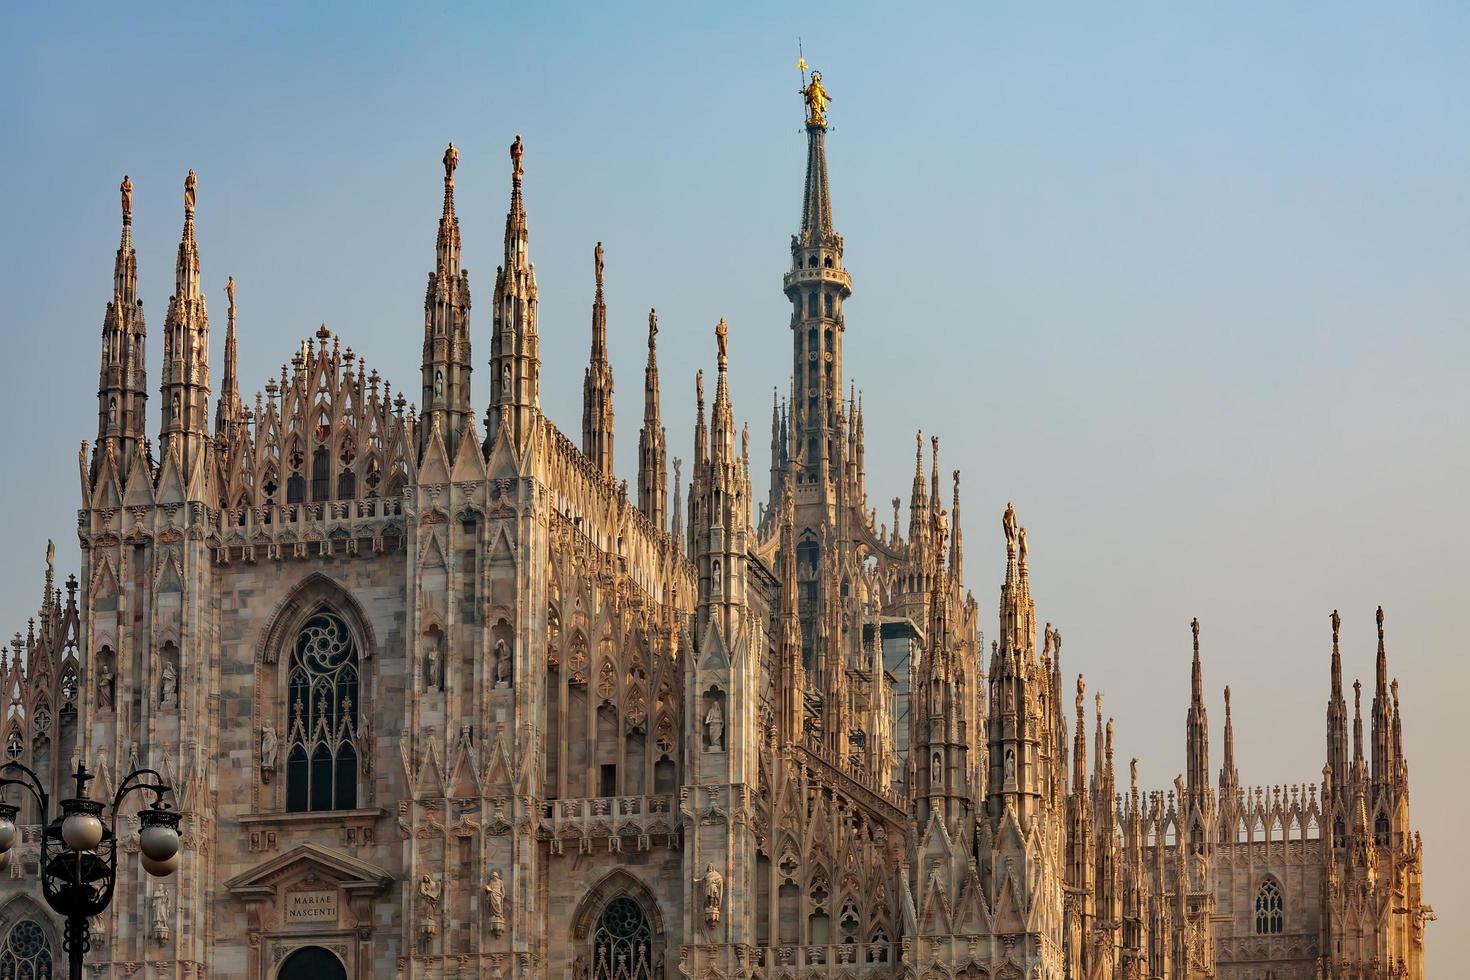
[3,2,1465,969]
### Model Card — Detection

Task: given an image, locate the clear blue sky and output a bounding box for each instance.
[3,2,1465,967]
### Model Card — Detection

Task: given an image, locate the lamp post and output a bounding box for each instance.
[0,759,181,980]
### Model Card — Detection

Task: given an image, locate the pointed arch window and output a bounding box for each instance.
[0,918,55,978]
[286,610,360,812]
[1254,878,1283,934]
[591,896,653,980]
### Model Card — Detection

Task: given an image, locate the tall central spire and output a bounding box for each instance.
[784,67,853,489]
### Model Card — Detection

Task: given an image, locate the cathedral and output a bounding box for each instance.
[0,72,1431,980]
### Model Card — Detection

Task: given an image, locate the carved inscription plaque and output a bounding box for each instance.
[284,889,339,925]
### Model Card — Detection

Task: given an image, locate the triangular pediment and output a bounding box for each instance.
[224,841,392,896]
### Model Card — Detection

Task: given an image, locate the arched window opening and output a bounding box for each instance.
[286,473,306,505]
[1254,878,1283,934]
[591,896,653,980]
[0,918,55,979]
[311,446,331,502]
[286,610,360,812]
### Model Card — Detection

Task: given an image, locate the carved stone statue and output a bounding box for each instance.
[485,869,507,935]
[1017,526,1028,565]
[801,70,832,127]
[716,318,728,362]
[183,169,197,213]
[150,887,169,944]
[226,275,236,315]
[1002,502,1018,552]
[419,873,441,937]
[704,698,724,750]
[1190,848,1209,891]
[594,241,604,286]
[97,661,114,710]
[260,721,278,780]
[160,660,178,708]
[443,141,458,181]
[120,174,133,219]
[510,135,524,181]
[493,638,511,688]
[696,863,724,927]
[930,752,942,788]
[1004,748,1017,786]
[426,639,441,691]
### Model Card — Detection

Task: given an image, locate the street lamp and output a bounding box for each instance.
[0,759,181,980]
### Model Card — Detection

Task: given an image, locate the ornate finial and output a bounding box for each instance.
[226,276,237,317]
[715,318,728,367]
[1076,674,1085,713]
[510,135,524,183]
[443,142,459,183]
[648,309,658,348]
[120,174,133,224]
[594,242,604,288]
[184,169,197,215]
[1224,685,1232,711]
[1130,758,1138,790]
[801,69,832,128]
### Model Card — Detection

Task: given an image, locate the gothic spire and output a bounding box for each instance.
[422,142,473,458]
[692,320,749,642]
[784,68,852,491]
[777,486,805,744]
[1327,609,1349,802]
[637,309,667,530]
[487,135,539,453]
[949,469,964,586]
[1186,617,1209,802]
[215,276,242,438]
[1371,605,1394,787]
[581,242,615,477]
[159,169,211,478]
[1220,685,1239,796]
[96,174,148,472]
[671,456,684,554]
